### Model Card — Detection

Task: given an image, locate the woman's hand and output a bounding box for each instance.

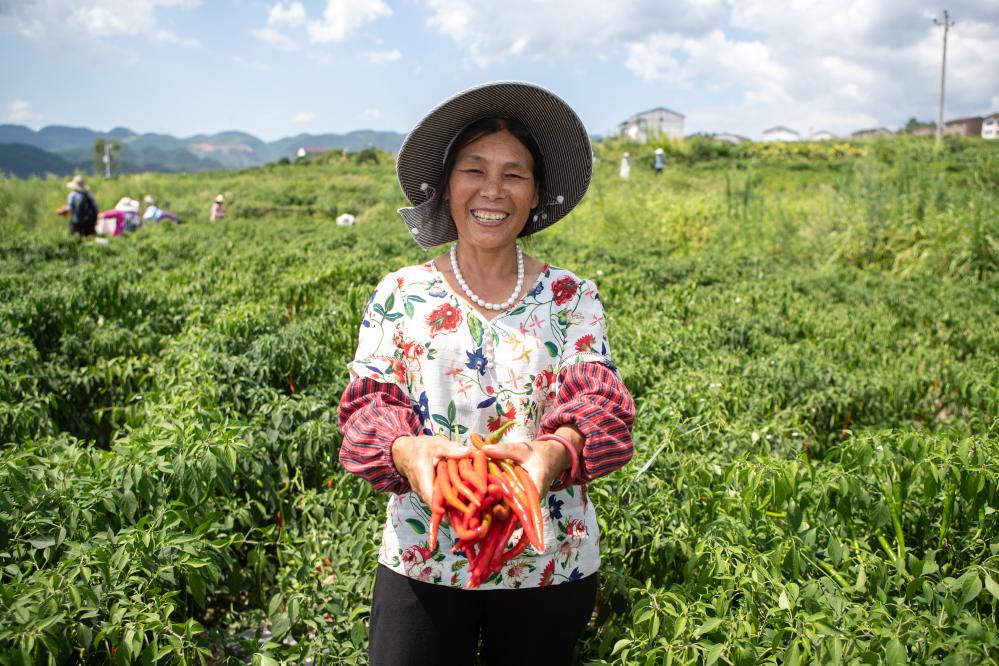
[480,437,574,498]
[391,435,471,506]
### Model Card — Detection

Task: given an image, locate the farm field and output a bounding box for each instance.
[1,137,998,664]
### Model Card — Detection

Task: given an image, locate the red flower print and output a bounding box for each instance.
[487,402,516,432]
[397,276,405,289]
[574,334,595,352]
[389,358,408,384]
[426,303,462,337]
[539,558,555,586]
[551,276,579,306]
[534,369,555,390]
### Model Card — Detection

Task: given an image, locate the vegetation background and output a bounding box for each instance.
[1,136,997,664]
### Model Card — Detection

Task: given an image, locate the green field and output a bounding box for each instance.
[1,137,997,664]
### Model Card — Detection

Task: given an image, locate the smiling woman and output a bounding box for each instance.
[336,81,635,666]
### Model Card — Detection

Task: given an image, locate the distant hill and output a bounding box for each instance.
[0,143,77,178]
[0,124,406,176]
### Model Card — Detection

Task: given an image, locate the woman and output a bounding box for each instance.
[338,81,635,665]
[619,151,631,180]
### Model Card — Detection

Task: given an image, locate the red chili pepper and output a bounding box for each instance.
[458,457,486,496]
[512,464,544,551]
[448,458,481,509]
[437,460,471,514]
[488,468,541,552]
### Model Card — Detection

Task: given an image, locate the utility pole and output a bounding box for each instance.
[102,142,111,177]
[934,10,955,147]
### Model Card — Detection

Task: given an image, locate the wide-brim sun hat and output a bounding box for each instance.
[396,81,592,251]
[66,175,86,191]
[114,197,140,213]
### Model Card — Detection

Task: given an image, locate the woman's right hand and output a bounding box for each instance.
[391,435,471,506]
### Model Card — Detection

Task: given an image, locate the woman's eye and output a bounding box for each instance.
[505,173,526,179]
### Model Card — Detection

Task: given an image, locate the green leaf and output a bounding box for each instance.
[253,655,279,666]
[961,574,982,605]
[432,414,451,429]
[612,639,631,655]
[704,643,724,666]
[510,305,527,315]
[372,303,386,317]
[404,300,414,318]
[408,295,426,303]
[783,642,801,666]
[885,638,907,666]
[694,617,723,637]
[984,574,999,601]
[778,590,790,610]
[270,612,291,640]
[27,535,55,549]
[384,293,395,311]
[544,341,559,357]
[447,400,456,423]
[405,519,426,534]
[468,315,484,346]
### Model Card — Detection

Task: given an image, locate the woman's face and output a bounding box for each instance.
[447,129,540,252]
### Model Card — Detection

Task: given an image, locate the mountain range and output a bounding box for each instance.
[0,124,406,178]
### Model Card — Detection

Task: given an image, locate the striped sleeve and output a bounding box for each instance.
[337,377,420,494]
[540,361,635,484]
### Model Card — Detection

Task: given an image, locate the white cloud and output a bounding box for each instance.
[368,48,401,64]
[420,0,726,65]
[291,111,315,123]
[363,108,382,120]
[6,99,41,124]
[307,0,391,43]
[267,2,306,27]
[253,26,300,51]
[1,0,201,45]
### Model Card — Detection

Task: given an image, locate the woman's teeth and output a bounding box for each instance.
[472,210,508,221]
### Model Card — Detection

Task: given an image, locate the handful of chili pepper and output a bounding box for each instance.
[428,422,545,589]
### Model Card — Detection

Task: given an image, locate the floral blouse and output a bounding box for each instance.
[339,260,634,590]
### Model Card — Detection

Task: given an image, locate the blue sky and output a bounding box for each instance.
[2,0,997,141]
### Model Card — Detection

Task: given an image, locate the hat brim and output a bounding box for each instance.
[396,81,592,250]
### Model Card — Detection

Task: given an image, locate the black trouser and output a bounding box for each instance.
[369,565,598,666]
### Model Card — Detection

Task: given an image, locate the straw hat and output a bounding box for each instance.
[396,81,592,250]
[114,197,140,213]
[66,175,87,192]
[142,195,155,206]
[654,148,665,155]
[215,194,224,204]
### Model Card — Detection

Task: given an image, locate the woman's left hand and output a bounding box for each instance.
[480,438,571,497]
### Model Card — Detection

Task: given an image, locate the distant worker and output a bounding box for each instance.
[55,175,99,236]
[210,194,226,221]
[654,147,665,175]
[619,151,631,180]
[142,195,179,225]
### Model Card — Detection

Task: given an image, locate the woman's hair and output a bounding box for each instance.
[434,116,545,223]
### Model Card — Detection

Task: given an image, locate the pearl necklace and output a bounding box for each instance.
[450,242,524,311]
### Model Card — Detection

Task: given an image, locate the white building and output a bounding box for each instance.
[810,130,836,141]
[762,126,800,142]
[618,107,685,142]
[712,133,751,144]
[983,113,999,140]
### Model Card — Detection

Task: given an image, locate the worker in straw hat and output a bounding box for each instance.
[210,194,225,221]
[337,81,634,665]
[55,175,100,236]
[654,147,666,175]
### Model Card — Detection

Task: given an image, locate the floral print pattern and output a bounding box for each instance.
[350,260,616,589]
